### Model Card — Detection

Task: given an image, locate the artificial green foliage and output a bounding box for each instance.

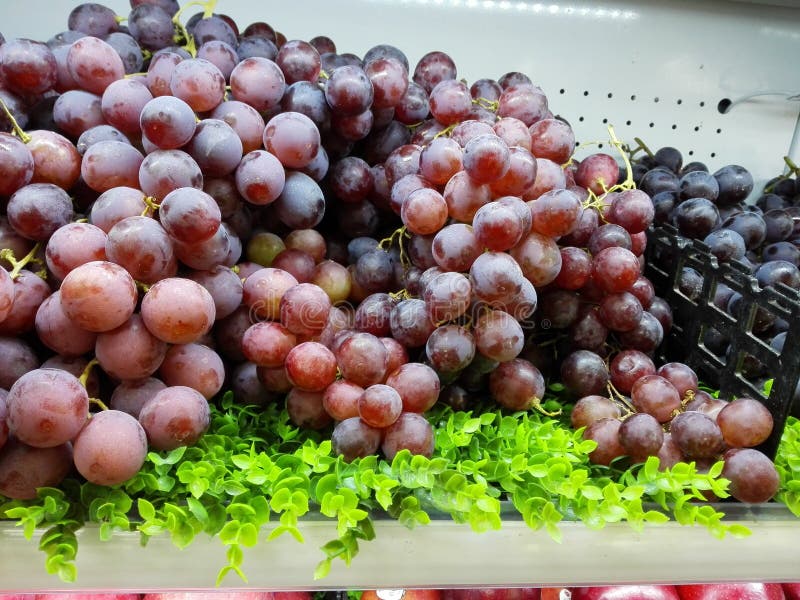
[3,391,797,585]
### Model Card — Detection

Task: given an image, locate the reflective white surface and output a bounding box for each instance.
[1,507,799,590]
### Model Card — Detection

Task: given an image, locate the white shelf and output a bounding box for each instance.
[0,505,798,591]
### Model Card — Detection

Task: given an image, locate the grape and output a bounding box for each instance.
[473,200,525,251]
[598,292,643,332]
[7,183,73,241]
[716,397,773,448]
[462,134,510,183]
[139,149,203,200]
[428,79,472,126]
[0,134,34,197]
[630,375,680,423]
[432,223,482,272]
[591,247,640,294]
[402,188,449,235]
[159,343,224,400]
[285,341,338,392]
[489,146,538,197]
[529,118,575,163]
[571,395,622,429]
[73,410,147,486]
[489,358,544,411]
[359,384,403,428]
[211,100,266,155]
[426,324,475,374]
[618,311,664,353]
[443,170,491,223]
[385,362,440,413]
[655,363,698,400]
[235,149,286,206]
[139,95,197,150]
[106,216,176,284]
[509,232,562,287]
[286,388,331,430]
[67,36,125,95]
[722,448,779,503]
[45,222,107,281]
[322,380,363,421]
[7,368,88,448]
[186,266,243,321]
[553,247,592,290]
[381,412,434,460]
[470,251,524,304]
[273,248,315,283]
[0,439,72,500]
[669,410,724,460]
[609,189,654,234]
[138,385,210,450]
[331,417,382,461]
[583,418,625,466]
[172,222,238,270]
[53,89,104,138]
[275,39,321,84]
[325,65,373,116]
[714,165,753,206]
[169,58,225,113]
[0,270,46,337]
[81,139,144,193]
[196,40,237,79]
[110,377,167,419]
[529,188,583,237]
[474,309,524,363]
[106,31,145,75]
[35,294,96,359]
[60,260,137,333]
[0,39,57,95]
[95,314,168,381]
[335,332,388,388]
[275,171,326,229]
[27,129,82,190]
[280,282,331,336]
[230,362,272,406]
[158,187,221,244]
[561,350,609,398]
[242,267,298,321]
[538,289,580,329]
[588,223,632,254]
[497,83,548,126]
[423,271,471,323]
[128,4,174,50]
[354,248,394,293]
[0,337,38,392]
[263,111,320,169]
[413,51,456,93]
[674,198,720,239]
[619,412,664,460]
[569,306,609,353]
[610,350,656,395]
[140,277,216,344]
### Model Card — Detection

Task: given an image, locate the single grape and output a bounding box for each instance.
[60,260,137,332]
[619,412,664,460]
[381,412,434,460]
[583,418,625,466]
[286,388,332,430]
[0,439,72,499]
[73,410,147,486]
[159,343,225,400]
[331,417,382,461]
[571,395,622,429]
[335,332,388,388]
[721,448,779,503]
[561,350,609,398]
[285,341,338,392]
[7,368,88,448]
[140,277,216,344]
[95,314,168,381]
[489,358,545,411]
[139,385,210,450]
[110,377,167,419]
[716,397,773,448]
[359,384,403,428]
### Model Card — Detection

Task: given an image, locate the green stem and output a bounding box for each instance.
[1,243,42,279]
[79,359,99,389]
[0,98,31,143]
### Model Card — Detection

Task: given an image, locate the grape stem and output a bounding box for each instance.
[141,196,161,217]
[764,156,800,193]
[433,123,457,140]
[378,226,411,269]
[319,70,330,80]
[606,381,635,416]
[629,137,655,160]
[124,72,148,79]
[89,398,110,412]
[79,358,99,389]
[0,243,42,280]
[471,97,498,112]
[0,98,31,144]
[136,280,151,293]
[530,397,561,417]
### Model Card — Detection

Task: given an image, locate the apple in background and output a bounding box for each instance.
[34,595,141,600]
[441,589,540,600]
[783,584,800,600]
[677,584,785,600]
[571,586,680,600]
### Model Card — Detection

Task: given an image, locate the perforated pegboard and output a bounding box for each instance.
[4,0,800,186]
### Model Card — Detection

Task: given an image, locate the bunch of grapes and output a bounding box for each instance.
[0,0,786,508]
[630,145,798,385]
[569,355,780,504]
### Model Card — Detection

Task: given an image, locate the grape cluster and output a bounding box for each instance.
[572,358,780,504]
[0,0,784,507]
[632,146,798,380]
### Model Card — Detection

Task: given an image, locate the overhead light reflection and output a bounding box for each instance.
[362,0,639,20]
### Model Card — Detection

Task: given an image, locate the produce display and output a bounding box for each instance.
[0,0,799,589]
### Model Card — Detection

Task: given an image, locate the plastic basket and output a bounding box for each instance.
[646,224,800,459]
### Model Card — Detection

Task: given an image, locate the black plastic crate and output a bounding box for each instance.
[645,224,800,460]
